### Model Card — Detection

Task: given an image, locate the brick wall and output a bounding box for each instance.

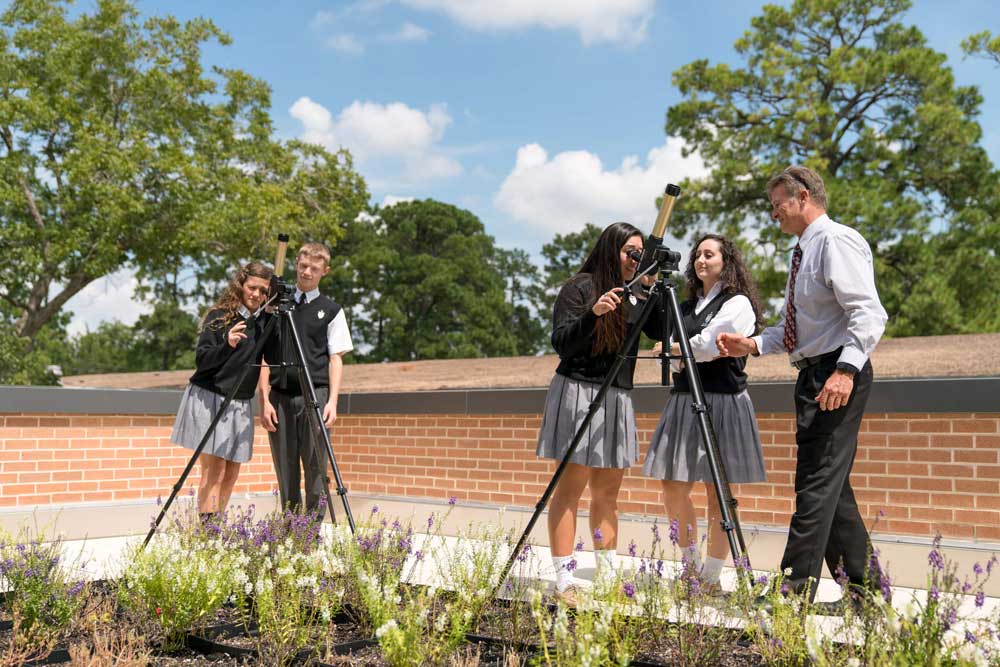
[2,410,997,542]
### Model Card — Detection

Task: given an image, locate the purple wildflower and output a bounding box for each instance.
[566,558,577,573]
[668,519,679,546]
[628,540,637,558]
[68,581,85,596]
[371,504,379,514]
[976,591,985,608]
[756,574,768,587]
[155,495,162,506]
[593,527,604,542]
[881,573,893,602]
[928,549,945,571]
[966,630,977,644]
[575,539,584,552]
[448,496,457,506]
[622,581,636,599]
[974,562,984,576]
[929,586,939,602]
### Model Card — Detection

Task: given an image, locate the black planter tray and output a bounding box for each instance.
[22,648,71,666]
[186,621,258,659]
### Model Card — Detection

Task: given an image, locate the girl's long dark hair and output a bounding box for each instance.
[684,234,764,329]
[577,221,643,355]
[202,261,274,330]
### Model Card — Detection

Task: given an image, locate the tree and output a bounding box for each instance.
[350,200,519,362]
[130,302,199,371]
[533,223,604,324]
[495,248,546,355]
[963,31,1000,66]
[664,0,1000,335]
[0,0,369,365]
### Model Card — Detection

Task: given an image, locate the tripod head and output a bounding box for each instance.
[267,232,298,312]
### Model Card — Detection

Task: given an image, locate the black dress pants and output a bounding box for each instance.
[267,386,331,521]
[779,356,876,600]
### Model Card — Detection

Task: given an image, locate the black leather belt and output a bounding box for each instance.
[791,348,842,371]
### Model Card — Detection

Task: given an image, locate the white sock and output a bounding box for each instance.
[701,556,725,584]
[552,555,576,592]
[594,549,617,573]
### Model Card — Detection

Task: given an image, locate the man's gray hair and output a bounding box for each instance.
[766,166,827,209]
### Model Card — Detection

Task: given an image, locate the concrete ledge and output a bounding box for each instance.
[2,493,996,594]
[3,376,998,415]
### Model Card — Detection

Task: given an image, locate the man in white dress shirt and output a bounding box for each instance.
[717,166,888,610]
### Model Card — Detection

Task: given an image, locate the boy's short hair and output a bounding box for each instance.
[296,242,331,265]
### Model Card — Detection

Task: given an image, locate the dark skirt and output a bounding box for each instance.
[170,384,254,464]
[643,390,766,483]
[535,374,638,469]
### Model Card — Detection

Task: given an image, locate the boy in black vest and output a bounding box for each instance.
[259,242,353,521]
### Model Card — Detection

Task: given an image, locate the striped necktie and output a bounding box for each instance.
[783,244,802,353]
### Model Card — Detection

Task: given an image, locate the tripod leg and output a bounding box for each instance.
[492,287,663,598]
[282,310,357,534]
[144,364,260,549]
[662,282,753,588]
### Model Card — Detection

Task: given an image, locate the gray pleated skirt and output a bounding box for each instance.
[170,384,254,464]
[535,374,638,469]
[643,390,765,483]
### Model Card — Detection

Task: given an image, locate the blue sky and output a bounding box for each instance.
[66,0,1000,333]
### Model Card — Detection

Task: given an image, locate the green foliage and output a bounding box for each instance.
[346,200,519,362]
[119,531,237,651]
[963,30,1000,66]
[664,0,1000,335]
[375,587,477,667]
[0,531,87,639]
[0,321,60,384]
[533,223,604,322]
[0,0,368,354]
[495,247,548,355]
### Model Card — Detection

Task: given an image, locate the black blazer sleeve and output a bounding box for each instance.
[195,310,235,375]
[551,276,598,358]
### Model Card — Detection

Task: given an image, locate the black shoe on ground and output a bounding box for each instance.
[811,595,863,616]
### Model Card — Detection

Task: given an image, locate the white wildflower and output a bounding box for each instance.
[375,619,398,639]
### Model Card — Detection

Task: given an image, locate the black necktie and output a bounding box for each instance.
[298,292,307,307]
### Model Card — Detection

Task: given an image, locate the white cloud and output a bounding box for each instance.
[494,137,708,235]
[64,269,153,337]
[310,10,338,30]
[289,97,462,182]
[381,195,415,208]
[400,0,654,45]
[326,33,365,55]
[380,21,431,42]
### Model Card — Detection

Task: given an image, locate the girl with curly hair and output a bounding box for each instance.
[643,234,767,594]
[170,261,273,520]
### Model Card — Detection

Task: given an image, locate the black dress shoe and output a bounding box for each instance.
[811,596,862,616]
